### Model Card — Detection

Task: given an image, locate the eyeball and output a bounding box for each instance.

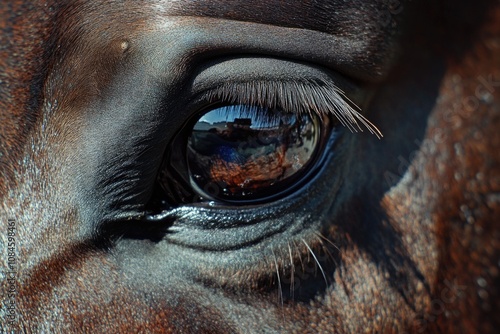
[185,105,325,202]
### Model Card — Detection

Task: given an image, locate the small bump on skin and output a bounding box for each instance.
[120,40,129,52]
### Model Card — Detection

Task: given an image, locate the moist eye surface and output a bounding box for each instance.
[164,104,321,203]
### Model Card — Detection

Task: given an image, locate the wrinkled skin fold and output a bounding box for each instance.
[0,0,499,333]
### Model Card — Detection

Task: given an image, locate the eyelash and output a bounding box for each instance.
[200,79,382,138]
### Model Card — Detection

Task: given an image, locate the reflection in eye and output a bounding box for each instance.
[186,105,322,201]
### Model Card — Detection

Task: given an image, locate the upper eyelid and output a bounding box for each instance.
[199,79,383,138]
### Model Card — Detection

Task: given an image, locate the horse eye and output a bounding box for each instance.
[158,104,329,205]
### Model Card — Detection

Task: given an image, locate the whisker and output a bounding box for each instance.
[271,249,284,309]
[292,239,305,273]
[314,231,341,253]
[287,242,295,299]
[314,234,339,268]
[301,238,328,287]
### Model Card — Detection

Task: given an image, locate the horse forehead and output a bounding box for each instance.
[62,0,388,35]
[151,0,386,31]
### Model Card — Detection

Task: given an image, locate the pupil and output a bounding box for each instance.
[186,105,320,202]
